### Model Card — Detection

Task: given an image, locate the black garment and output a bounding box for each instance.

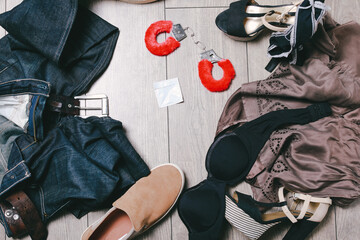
[178,103,332,240]
[178,179,226,240]
[266,0,327,72]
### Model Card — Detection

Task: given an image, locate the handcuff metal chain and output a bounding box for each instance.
[172,25,222,62]
[146,20,236,92]
[183,27,207,51]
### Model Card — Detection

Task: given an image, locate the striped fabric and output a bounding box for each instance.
[267,0,328,66]
[225,196,280,240]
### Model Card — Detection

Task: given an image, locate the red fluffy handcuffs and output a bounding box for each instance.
[145,20,236,92]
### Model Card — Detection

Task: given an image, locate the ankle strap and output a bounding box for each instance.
[292,192,332,220]
[261,0,303,32]
[261,11,290,32]
[278,187,332,222]
[293,193,332,204]
[278,187,298,223]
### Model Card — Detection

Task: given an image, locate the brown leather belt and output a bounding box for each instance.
[0,190,47,240]
[46,94,81,115]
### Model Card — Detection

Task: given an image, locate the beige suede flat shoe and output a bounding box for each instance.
[81,163,184,240]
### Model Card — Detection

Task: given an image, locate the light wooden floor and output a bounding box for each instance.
[1,0,360,239]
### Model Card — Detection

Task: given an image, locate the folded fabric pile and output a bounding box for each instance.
[218,14,360,207]
[179,0,360,239]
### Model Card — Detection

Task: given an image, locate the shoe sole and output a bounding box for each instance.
[129,163,185,239]
[225,195,280,240]
[224,31,262,42]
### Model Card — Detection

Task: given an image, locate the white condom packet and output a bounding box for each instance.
[153,78,183,108]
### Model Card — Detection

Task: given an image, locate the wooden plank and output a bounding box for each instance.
[336,199,360,240]
[165,7,248,240]
[85,1,170,240]
[327,0,360,23]
[46,213,88,240]
[166,0,232,8]
[4,0,21,10]
[0,0,5,37]
[308,207,336,240]
[0,0,359,240]
[247,31,274,81]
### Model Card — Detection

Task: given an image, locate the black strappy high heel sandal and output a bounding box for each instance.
[225,187,332,240]
[215,0,301,41]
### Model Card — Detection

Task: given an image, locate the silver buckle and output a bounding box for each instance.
[200,49,223,63]
[171,24,187,42]
[74,94,109,117]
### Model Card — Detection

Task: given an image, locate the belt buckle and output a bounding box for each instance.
[74,94,109,118]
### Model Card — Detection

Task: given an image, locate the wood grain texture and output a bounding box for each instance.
[336,199,360,240]
[46,213,88,240]
[165,7,248,240]
[4,0,21,10]
[1,0,360,240]
[0,0,4,37]
[85,1,171,240]
[327,0,360,24]
[166,0,233,8]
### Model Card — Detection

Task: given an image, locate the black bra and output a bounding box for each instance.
[178,103,332,240]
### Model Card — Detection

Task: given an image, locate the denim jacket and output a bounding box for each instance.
[0,0,150,237]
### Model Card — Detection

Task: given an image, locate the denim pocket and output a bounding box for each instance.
[0,58,20,81]
[26,184,48,220]
[0,59,10,75]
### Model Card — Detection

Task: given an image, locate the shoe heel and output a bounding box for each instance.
[282,220,320,240]
[225,196,280,240]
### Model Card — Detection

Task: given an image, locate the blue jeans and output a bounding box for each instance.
[0,0,150,237]
[13,116,150,220]
[0,116,23,184]
[0,0,119,140]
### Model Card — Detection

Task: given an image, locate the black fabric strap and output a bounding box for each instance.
[265,58,282,72]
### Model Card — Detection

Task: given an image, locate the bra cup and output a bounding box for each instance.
[178,179,226,240]
[178,182,221,232]
[178,103,333,239]
[207,134,249,182]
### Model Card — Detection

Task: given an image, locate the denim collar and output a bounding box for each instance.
[0,0,78,65]
[0,0,119,96]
